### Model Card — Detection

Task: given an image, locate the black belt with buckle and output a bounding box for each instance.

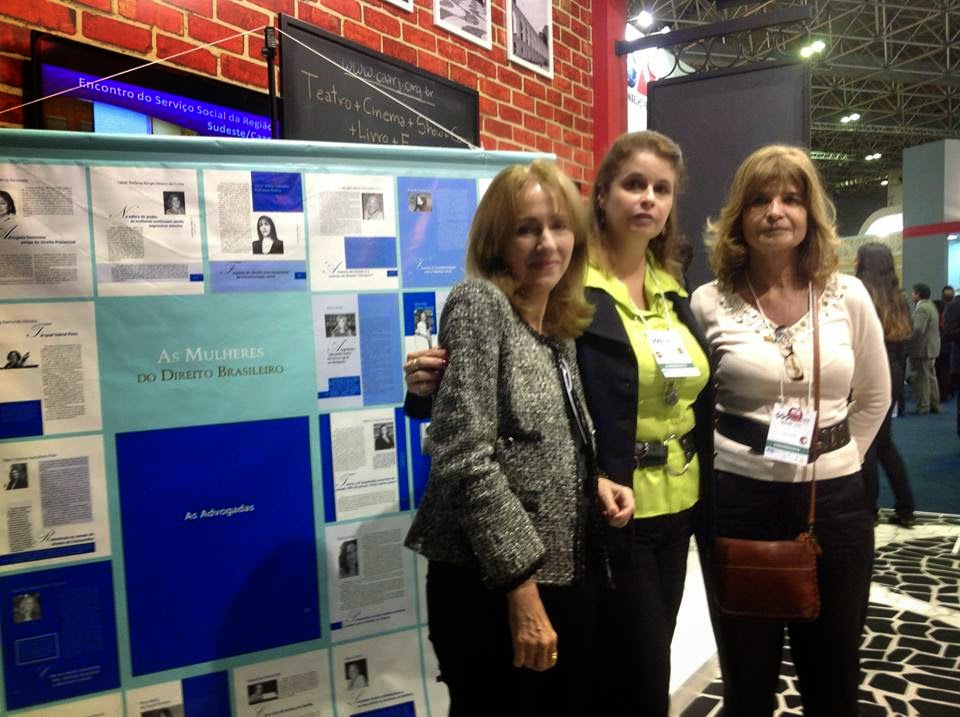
[634,430,697,469]
[716,411,850,463]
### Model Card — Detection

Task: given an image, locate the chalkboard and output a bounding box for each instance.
[279,16,479,148]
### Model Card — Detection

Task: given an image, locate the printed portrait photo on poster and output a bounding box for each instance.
[325,313,357,337]
[247,679,278,705]
[408,191,432,212]
[162,191,186,215]
[5,463,27,490]
[361,192,385,221]
[253,215,284,255]
[345,658,369,690]
[13,592,41,623]
[339,539,359,578]
[373,422,395,451]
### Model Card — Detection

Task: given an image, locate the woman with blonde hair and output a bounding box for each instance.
[692,145,888,715]
[404,159,633,716]
[855,242,916,526]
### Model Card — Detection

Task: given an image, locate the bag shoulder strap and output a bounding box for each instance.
[807,284,820,531]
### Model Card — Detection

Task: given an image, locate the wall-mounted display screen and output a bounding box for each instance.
[29,33,273,139]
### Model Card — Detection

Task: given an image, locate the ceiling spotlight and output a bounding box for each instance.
[635,10,654,28]
[800,40,827,59]
[849,112,861,121]
[881,180,889,186]
[840,116,851,124]
[865,152,882,161]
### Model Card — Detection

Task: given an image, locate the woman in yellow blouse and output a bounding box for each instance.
[575,131,712,715]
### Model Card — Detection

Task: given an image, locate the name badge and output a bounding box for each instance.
[645,329,701,378]
[764,403,817,465]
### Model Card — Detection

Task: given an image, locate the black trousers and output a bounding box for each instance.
[426,561,599,717]
[596,507,694,717]
[862,405,915,516]
[713,471,874,717]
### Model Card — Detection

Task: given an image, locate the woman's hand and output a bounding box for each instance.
[404,348,448,397]
[506,579,558,672]
[597,476,634,528]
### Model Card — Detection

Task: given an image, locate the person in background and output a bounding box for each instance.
[942,292,960,436]
[855,243,917,527]
[909,282,941,414]
[404,159,634,716]
[691,145,888,715]
[935,285,955,401]
[404,131,715,717]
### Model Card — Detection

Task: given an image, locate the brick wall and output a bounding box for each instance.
[0,0,596,183]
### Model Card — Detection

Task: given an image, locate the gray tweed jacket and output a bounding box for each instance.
[404,278,597,589]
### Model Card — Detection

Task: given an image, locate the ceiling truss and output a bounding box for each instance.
[630,0,960,194]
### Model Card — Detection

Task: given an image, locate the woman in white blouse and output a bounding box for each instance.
[691,145,888,716]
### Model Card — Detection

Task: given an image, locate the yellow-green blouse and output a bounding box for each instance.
[586,257,709,518]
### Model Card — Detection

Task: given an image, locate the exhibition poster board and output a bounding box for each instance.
[0,129,543,715]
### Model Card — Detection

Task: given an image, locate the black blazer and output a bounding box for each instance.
[576,287,715,560]
[252,239,284,255]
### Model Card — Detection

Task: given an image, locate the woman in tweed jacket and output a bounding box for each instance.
[404,160,633,716]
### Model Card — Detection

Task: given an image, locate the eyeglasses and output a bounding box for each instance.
[773,326,804,381]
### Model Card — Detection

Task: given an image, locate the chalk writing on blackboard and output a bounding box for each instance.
[280,16,479,149]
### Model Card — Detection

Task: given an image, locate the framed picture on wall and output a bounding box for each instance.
[434,0,492,50]
[384,0,414,10]
[508,0,553,78]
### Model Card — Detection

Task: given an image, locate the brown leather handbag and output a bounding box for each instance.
[713,288,824,622]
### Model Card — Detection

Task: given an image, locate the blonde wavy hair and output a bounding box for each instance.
[589,130,686,281]
[705,145,839,288]
[465,159,594,339]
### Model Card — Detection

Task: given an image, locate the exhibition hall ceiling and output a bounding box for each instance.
[630,0,960,194]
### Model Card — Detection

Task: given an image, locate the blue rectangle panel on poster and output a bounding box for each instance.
[393,407,410,512]
[358,294,403,406]
[0,542,95,566]
[344,237,397,270]
[408,416,431,508]
[251,172,304,212]
[183,670,230,717]
[398,177,475,288]
[117,416,320,675]
[0,560,120,711]
[353,701,416,717]
[0,400,43,439]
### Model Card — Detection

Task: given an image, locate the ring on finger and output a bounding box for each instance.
[412,358,419,372]
[549,651,558,664]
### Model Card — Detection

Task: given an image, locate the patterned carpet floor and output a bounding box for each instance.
[678,515,960,717]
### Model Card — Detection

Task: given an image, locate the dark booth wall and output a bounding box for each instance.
[649,62,811,290]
